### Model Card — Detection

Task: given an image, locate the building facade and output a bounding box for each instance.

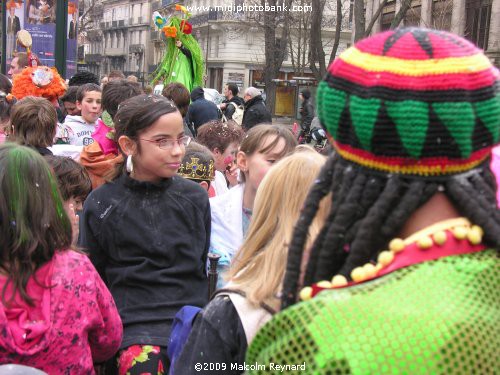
[364,0,500,66]
[84,0,152,81]
[150,0,352,116]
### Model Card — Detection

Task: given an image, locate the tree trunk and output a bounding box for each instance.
[309,0,327,81]
[391,0,412,28]
[329,0,343,65]
[353,0,366,41]
[365,0,390,37]
[261,0,293,113]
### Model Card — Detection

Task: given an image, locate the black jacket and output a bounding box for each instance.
[241,95,272,130]
[186,88,220,134]
[7,16,21,35]
[222,96,245,120]
[300,98,315,130]
[80,173,211,349]
[173,295,247,374]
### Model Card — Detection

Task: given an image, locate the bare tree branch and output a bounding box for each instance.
[364,0,389,36]
[79,0,100,35]
[390,0,412,28]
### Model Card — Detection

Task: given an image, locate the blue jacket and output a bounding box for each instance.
[186,87,220,134]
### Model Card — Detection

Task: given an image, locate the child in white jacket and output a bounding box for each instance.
[61,83,102,146]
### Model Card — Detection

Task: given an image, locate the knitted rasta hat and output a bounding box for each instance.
[317,28,500,176]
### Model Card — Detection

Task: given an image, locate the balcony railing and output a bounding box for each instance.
[104,48,127,57]
[190,10,246,26]
[129,44,145,54]
[85,54,103,63]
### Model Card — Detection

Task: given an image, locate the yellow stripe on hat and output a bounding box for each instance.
[336,147,487,176]
[340,47,492,76]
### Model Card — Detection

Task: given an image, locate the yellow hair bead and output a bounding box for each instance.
[299,286,313,301]
[467,228,482,245]
[471,225,484,237]
[375,263,384,273]
[351,267,367,283]
[389,238,405,253]
[417,236,433,250]
[452,226,468,240]
[433,231,447,246]
[317,280,332,288]
[331,275,348,287]
[363,263,377,279]
[377,251,394,266]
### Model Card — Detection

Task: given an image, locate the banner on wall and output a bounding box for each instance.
[25,0,57,66]
[3,0,77,77]
[66,0,78,77]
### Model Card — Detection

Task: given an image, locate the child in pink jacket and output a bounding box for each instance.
[0,143,122,374]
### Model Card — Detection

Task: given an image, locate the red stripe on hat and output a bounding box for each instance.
[330,60,498,91]
[354,30,481,59]
[334,141,491,175]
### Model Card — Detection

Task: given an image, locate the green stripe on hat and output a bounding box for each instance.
[350,95,380,152]
[432,102,475,158]
[387,100,429,159]
[318,83,346,139]
[473,94,500,143]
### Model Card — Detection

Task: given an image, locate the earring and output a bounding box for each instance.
[126,155,133,174]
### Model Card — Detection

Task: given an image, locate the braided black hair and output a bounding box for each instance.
[68,71,100,86]
[282,154,500,309]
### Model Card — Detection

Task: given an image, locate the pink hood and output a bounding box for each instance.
[0,261,52,355]
[491,145,500,207]
[0,251,122,373]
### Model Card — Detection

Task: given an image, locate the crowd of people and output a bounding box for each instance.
[0,27,498,375]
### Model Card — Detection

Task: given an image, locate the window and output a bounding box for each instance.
[381,11,395,31]
[465,0,492,50]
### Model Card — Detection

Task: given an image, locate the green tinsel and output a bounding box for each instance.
[151,16,204,91]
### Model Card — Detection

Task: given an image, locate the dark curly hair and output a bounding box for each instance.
[281,154,500,308]
[196,120,244,154]
[68,71,100,86]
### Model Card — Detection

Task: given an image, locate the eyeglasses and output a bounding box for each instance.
[140,135,191,149]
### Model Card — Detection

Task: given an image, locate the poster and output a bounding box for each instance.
[5,0,25,62]
[66,0,78,77]
[24,0,57,66]
[3,0,76,76]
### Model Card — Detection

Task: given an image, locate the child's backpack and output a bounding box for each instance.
[230,104,245,126]
[222,103,245,126]
[167,289,274,374]
[167,305,201,373]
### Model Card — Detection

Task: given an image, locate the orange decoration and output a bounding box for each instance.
[68,2,77,14]
[163,26,177,38]
[12,67,66,102]
[180,20,192,35]
[6,0,21,10]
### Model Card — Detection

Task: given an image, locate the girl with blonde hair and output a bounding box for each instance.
[209,124,297,281]
[174,149,330,374]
